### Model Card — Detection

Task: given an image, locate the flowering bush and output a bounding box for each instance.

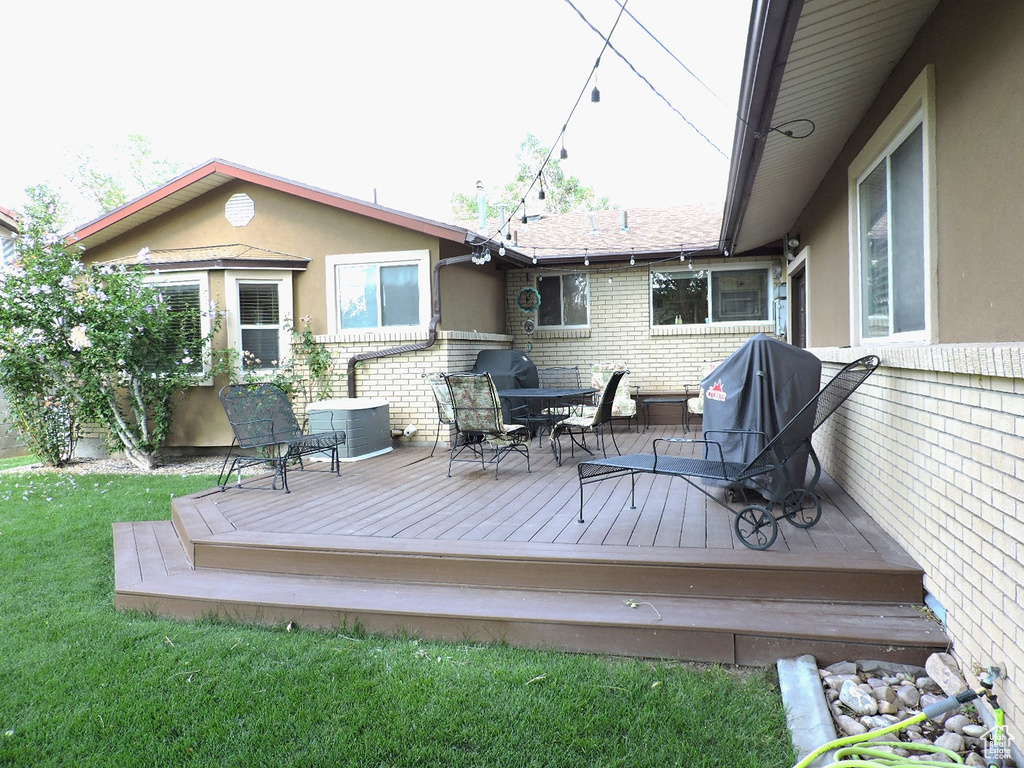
[0,186,227,469]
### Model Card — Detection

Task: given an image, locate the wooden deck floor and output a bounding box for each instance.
[114,424,947,666]
[210,424,907,557]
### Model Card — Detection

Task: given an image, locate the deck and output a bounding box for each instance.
[113,424,948,666]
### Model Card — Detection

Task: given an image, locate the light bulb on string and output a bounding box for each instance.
[584,248,589,267]
[559,130,568,160]
[532,248,538,266]
[629,248,635,267]
[591,57,601,103]
[498,244,505,257]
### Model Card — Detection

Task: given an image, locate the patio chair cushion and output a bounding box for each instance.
[590,363,636,418]
[688,361,722,416]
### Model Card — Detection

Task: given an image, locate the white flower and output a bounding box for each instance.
[69,325,92,351]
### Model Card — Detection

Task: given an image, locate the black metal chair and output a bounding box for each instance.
[549,368,627,466]
[217,383,346,493]
[443,372,530,480]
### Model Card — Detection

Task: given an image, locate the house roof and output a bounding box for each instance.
[67,159,532,266]
[0,206,18,234]
[464,203,724,264]
[100,244,310,272]
[721,0,940,254]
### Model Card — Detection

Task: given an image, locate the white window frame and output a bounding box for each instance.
[144,270,214,384]
[535,271,590,330]
[225,270,294,373]
[848,65,937,345]
[325,250,430,336]
[649,262,773,327]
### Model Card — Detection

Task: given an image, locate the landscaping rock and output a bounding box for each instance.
[926,652,968,697]
[935,732,966,753]
[962,724,988,739]
[965,752,987,767]
[840,679,879,715]
[873,685,898,704]
[916,676,943,693]
[944,714,972,735]
[826,660,859,676]
[897,682,921,708]
[836,714,868,736]
[823,673,861,690]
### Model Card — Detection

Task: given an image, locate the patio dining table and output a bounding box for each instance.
[497,386,598,442]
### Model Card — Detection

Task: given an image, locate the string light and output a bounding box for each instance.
[629,248,635,267]
[532,248,538,265]
[560,135,568,160]
[584,248,589,267]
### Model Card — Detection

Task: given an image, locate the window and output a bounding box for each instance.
[238,282,281,370]
[1,236,15,267]
[857,124,925,340]
[225,271,294,372]
[325,251,430,335]
[145,272,212,378]
[536,273,589,328]
[849,65,934,344]
[651,267,769,326]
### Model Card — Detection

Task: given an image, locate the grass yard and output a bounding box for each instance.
[0,469,795,768]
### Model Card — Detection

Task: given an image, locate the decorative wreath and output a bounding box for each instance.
[516,286,541,314]
[522,318,536,335]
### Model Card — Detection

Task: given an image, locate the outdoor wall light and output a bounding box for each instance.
[787,236,801,251]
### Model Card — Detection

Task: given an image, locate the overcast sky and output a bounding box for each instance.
[3,0,751,226]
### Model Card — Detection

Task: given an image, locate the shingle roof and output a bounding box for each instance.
[463,203,723,261]
[101,243,310,270]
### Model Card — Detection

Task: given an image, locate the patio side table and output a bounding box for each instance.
[640,389,698,434]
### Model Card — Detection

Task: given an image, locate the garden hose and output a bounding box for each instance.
[792,689,980,768]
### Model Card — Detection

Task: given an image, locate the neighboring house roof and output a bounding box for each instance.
[463,203,725,264]
[100,244,310,272]
[67,158,532,266]
[721,0,940,253]
[0,206,18,234]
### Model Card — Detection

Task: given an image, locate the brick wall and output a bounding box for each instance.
[811,343,1024,736]
[506,264,777,393]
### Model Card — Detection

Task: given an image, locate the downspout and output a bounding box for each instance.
[345,253,479,397]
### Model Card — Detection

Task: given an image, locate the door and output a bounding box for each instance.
[791,267,807,348]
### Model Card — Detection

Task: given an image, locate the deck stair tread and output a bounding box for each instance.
[114,520,947,666]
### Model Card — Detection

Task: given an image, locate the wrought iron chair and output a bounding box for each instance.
[590,363,639,432]
[524,365,584,440]
[549,368,628,466]
[443,372,531,479]
[423,372,456,457]
[217,382,346,493]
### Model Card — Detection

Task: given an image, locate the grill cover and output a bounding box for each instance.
[700,334,821,497]
[471,350,539,421]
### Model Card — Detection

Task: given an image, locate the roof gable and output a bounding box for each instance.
[68,159,481,252]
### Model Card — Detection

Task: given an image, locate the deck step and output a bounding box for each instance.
[171,494,925,605]
[114,520,947,666]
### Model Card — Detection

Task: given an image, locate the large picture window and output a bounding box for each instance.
[857,124,925,340]
[325,251,429,335]
[536,273,589,328]
[651,267,769,326]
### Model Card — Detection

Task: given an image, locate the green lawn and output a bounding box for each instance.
[0,470,795,768]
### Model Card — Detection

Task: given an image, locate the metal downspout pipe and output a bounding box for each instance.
[344,253,479,398]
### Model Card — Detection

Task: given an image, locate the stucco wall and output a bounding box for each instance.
[0,390,27,459]
[791,0,1024,348]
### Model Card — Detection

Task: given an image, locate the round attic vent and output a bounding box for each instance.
[225,193,255,227]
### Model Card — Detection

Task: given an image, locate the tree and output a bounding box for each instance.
[0,185,225,470]
[65,134,185,220]
[450,133,612,221]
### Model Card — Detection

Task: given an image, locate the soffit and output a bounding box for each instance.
[734,0,939,252]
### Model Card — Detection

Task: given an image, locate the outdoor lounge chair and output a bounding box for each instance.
[443,372,531,480]
[217,382,347,493]
[549,368,627,466]
[575,355,880,550]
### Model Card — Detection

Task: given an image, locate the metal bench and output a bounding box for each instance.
[576,355,880,550]
[217,383,347,493]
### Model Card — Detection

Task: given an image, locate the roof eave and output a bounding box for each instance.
[720,0,804,255]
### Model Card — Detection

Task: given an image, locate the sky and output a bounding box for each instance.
[3,0,751,227]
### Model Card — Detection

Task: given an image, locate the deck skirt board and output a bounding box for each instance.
[119,431,944,664]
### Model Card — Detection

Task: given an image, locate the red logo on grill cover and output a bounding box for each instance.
[705,380,726,402]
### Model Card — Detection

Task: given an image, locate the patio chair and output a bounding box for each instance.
[686,360,722,431]
[217,382,347,493]
[443,372,531,480]
[590,363,639,432]
[527,366,584,439]
[549,368,628,466]
[423,372,456,457]
[576,355,880,550]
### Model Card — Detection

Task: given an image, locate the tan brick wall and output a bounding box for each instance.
[506,263,777,394]
[811,343,1024,736]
